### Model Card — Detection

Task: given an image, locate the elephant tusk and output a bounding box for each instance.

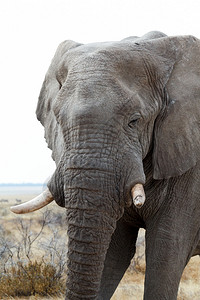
[131,184,145,208]
[10,188,54,214]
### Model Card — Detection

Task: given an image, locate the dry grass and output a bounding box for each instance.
[1,194,200,299]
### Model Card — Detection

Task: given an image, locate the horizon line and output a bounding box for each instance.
[0,183,45,186]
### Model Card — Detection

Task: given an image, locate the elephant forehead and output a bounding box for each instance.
[54,42,162,123]
[60,50,150,105]
[62,42,148,79]
[58,80,148,129]
[56,72,156,128]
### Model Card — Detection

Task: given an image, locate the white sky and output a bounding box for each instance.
[0,0,200,183]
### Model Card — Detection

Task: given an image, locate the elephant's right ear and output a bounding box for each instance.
[152,36,200,179]
[36,40,81,163]
[36,40,81,125]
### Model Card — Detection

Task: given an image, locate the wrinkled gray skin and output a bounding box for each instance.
[36,31,200,299]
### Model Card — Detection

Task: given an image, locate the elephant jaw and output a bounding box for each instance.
[131,183,146,208]
[10,188,54,214]
[10,183,145,214]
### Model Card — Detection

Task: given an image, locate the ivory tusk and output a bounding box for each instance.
[131,184,145,208]
[10,188,54,214]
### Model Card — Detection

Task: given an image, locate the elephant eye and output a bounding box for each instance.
[56,68,68,88]
[128,118,139,128]
[56,75,62,89]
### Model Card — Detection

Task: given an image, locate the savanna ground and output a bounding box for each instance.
[0,193,200,299]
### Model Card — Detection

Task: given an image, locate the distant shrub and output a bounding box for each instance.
[0,260,65,298]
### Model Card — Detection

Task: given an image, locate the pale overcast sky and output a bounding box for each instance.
[0,0,200,183]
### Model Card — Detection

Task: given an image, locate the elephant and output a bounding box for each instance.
[11,31,200,299]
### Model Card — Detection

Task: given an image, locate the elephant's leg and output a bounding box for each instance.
[98,219,139,300]
[144,210,200,300]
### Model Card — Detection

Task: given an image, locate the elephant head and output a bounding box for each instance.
[11,32,200,299]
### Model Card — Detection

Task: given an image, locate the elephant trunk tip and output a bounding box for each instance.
[131,184,146,208]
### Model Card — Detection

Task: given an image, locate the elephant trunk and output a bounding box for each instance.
[64,168,119,299]
[47,124,145,298]
[66,204,116,299]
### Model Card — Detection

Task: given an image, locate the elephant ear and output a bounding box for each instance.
[36,40,81,163]
[36,40,81,125]
[152,35,200,179]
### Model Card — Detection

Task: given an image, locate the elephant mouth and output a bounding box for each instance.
[10,183,146,214]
